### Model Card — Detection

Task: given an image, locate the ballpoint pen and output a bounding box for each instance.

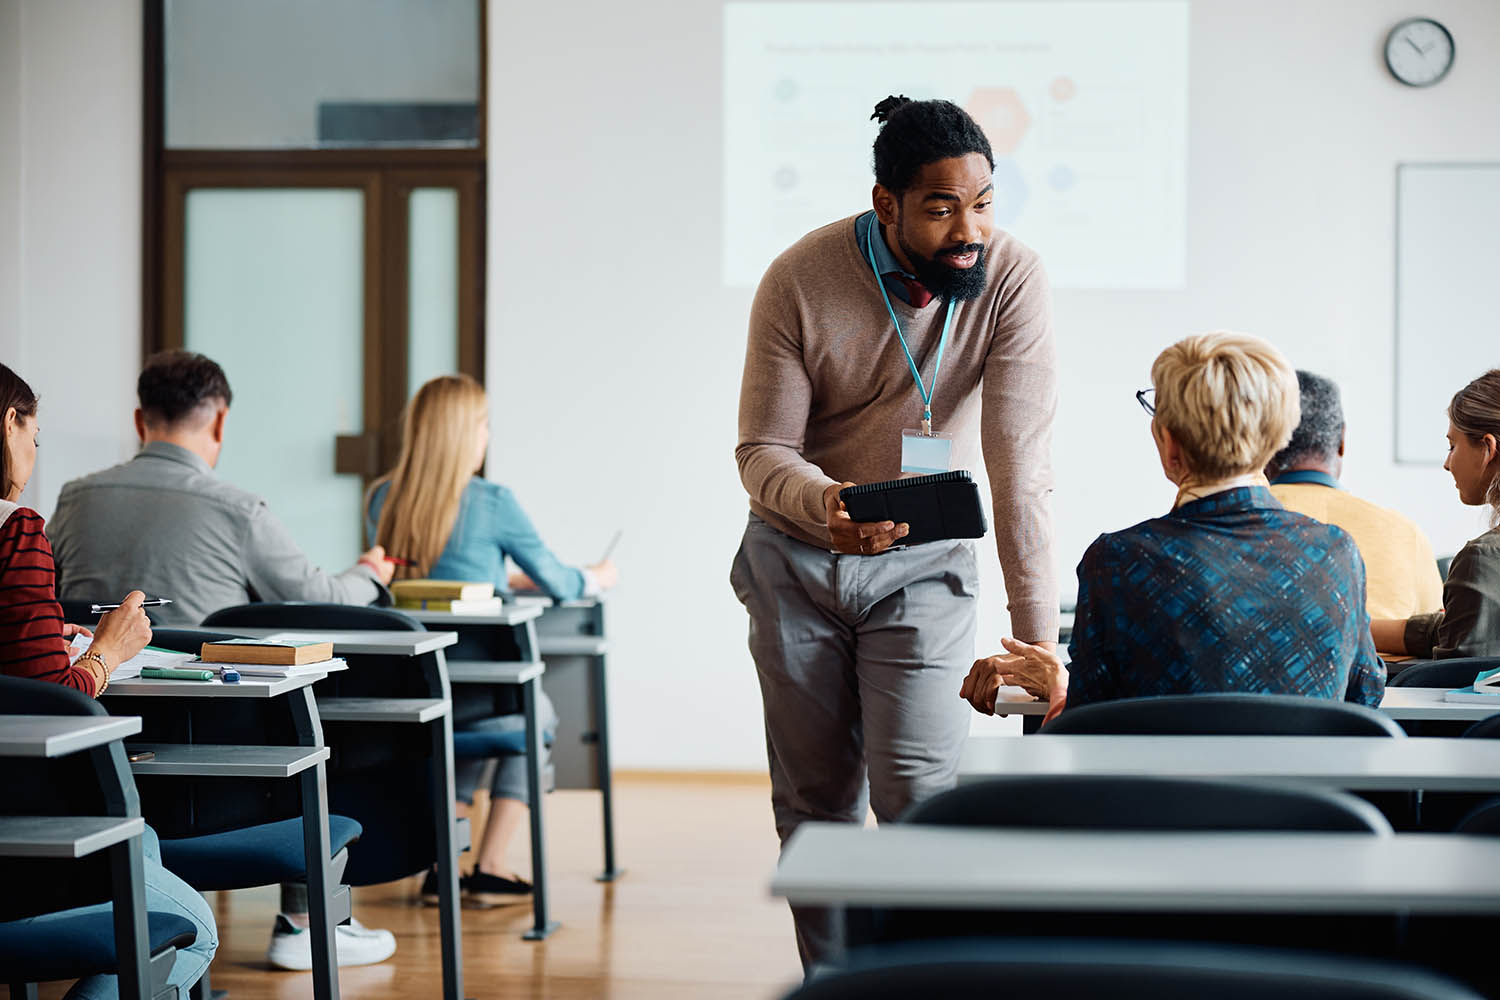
[91,598,174,614]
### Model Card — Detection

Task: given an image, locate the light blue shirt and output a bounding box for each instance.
[366,478,587,601]
[855,210,922,305]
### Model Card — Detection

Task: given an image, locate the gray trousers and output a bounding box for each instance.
[730,514,978,969]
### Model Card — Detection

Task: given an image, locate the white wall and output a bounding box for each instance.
[489,0,1500,770]
[1,0,142,516]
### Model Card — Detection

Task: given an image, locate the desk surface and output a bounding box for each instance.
[773,824,1500,913]
[507,594,604,610]
[0,716,141,757]
[958,734,1500,791]
[404,607,545,627]
[315,696,449,724]
[0,816,145,858]
[445,660,545,685]
[1378,687,1500,721]
[126,743,330,778]
[226,628,457,656]
[103,670,327,699]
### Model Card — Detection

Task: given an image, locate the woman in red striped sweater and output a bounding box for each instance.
[0,363,152,692]
[0,362,220,999]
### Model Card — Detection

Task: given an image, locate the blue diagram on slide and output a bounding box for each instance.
[991,159,1029,229]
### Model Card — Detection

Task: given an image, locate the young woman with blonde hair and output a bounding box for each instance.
[1372,369,1500,659]
[367,373,617,905]
[961,332,1385,720]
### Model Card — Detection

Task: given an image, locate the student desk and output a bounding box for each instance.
[1378,688,1500,723]
[190,627,486,987]
[957,734,1500,792]
[0,713,161,999]
[103,669,345,1000]
[772,823,1500,913]
[392,608,569,934]
[503,594,621,879]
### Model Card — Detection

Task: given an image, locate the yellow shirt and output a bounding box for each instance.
[1270,481,1444,620]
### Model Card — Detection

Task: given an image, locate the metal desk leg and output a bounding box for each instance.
[522,675,559,940]
[108,834,151,1000]
[290,688,340,1000]
[590,651,622,882]
[428,710,464,1000]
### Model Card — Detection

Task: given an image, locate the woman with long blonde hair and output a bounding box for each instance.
[366,374,617,906]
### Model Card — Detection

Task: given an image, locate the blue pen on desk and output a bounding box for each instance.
[220,669,240,684]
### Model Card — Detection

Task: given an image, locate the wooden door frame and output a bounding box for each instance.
[142,0,488,481]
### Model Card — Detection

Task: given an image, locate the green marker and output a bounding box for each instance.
[140,667,215,681]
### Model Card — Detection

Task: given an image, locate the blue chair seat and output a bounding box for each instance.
[0,909,196,982]
[160,815,363,891]
[452,728,554,758]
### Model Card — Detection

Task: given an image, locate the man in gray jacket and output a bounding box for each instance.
[48,350,399,972]
[50,350,393,626]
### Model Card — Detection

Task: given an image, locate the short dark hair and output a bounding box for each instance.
[1266,370,1343,479]
[871,96,994,195]
[0,363,39,498]
[138,351,233,427]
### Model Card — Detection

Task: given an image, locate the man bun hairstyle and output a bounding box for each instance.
[871,95,994,195]
[1266,370,1344,480]
[138,350,233,428]
[0,363,39,499]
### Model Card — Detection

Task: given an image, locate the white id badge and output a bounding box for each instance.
[901,429,955,475]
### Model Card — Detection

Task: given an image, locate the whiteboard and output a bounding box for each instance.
[1395,163,1500,463]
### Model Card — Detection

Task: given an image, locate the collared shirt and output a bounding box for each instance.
[1066,486,1385,709]
[854,210,928,306]
[47,441,387,626]
[1269,471,1443,620]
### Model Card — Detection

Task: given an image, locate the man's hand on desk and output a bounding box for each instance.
[823,482,908,555]
[357,545,396,586]
[960,638,1066,717]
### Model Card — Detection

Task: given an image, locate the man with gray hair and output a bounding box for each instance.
[1267,370,1443,620]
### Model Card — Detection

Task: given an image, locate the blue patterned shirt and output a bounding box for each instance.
[1066,486,1385,709]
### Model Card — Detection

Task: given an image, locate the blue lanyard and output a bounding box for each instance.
[865,221,955,436]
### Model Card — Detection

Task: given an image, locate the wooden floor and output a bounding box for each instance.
[47,776,805,1000]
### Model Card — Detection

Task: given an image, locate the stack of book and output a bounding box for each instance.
[1443,666,1500,704]
[391,579,502,614]
[198,638,338,678]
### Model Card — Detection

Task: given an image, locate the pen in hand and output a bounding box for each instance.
[91,598,173,614]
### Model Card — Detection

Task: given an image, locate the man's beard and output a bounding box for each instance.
[895,220,988,302]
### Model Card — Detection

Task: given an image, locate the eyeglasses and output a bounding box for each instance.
[1136,388,1156,416]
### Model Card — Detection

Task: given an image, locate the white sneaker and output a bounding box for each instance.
[266,912,398,970]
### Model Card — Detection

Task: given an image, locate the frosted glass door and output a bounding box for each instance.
[183,188,366,572]
[407,187,460,396]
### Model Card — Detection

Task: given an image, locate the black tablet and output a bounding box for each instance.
[839,470,988,548]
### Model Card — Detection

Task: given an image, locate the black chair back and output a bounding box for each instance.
[202,602,423,632]
[1043,693,1405,736]
[1388,659,1500,689]
[0,676,129,920]
[903,775,1390,833]
[199,601,445,886]
[784,939,1484,1000]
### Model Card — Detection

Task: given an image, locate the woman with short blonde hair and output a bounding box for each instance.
[961,332,1383,721]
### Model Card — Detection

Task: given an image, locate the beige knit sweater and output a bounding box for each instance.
[735,214,1059,641]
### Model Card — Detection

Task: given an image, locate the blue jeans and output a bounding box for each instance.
[22,824,218,999]
[453,689,559,806]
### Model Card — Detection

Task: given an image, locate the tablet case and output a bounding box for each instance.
[839,470,988,548]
